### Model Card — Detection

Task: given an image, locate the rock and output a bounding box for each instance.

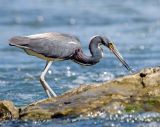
[19,67,160,120]
[0,100,19,121]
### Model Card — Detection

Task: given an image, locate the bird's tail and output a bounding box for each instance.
[9,36,30,47]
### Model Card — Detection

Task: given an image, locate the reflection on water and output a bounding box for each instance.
[0,112,160,127]
[0,0,160,126]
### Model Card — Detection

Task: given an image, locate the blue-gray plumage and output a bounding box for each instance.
[9,32,132,98]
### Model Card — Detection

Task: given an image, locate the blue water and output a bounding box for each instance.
[0,0,160,126]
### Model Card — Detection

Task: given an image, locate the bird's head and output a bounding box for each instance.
[100,36,133,73]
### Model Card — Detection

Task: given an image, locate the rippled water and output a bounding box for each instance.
[0,0,160,126]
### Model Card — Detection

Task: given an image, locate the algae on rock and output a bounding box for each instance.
[19,67,160,120]
[0,67,160,120]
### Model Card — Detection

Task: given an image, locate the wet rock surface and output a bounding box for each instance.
[0,67,160,121]
[18,67,160,120]
[0,100,19,121]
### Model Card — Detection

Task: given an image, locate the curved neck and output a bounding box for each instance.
[72,36,103,66]
[89,36,103,59]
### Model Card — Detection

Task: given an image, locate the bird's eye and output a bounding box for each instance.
[108,42,114,49]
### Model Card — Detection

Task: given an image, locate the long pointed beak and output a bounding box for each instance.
[108,42,133,73]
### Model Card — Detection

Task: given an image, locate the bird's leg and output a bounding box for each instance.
[40,61,57,98]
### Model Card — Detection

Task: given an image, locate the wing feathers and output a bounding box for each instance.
[9,33,81,59]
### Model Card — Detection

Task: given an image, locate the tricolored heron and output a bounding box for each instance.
[9,32,132,98]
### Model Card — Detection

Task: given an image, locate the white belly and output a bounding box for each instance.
[24,49,54,61]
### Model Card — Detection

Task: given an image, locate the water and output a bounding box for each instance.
[0,0,160,126]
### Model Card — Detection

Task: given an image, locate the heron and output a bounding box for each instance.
[9,32,132,98]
